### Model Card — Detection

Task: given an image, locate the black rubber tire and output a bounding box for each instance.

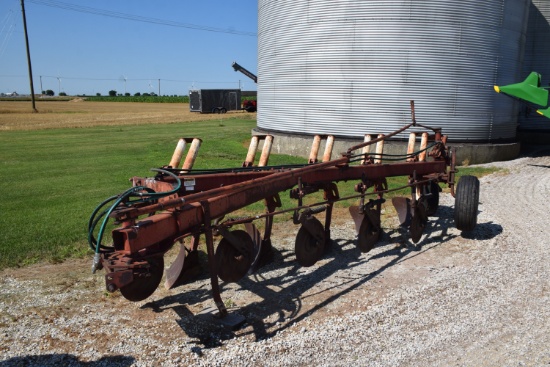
[212,107,220,114]
[220,108,227,114]
[454,175,480,232]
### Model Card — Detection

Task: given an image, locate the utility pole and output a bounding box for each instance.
[158,79,160,96]
[20,0,37,112]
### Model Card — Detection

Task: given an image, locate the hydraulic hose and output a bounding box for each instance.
[88,168,181,273]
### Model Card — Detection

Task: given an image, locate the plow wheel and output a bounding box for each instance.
[120,256,164,302]
[454,175,480,232]
[357,215,380,253]
[295,216,325,267]
[410,196,428,244]
[215,229,255,283]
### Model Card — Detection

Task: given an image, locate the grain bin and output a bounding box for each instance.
[257,0,530,142]
[519,0,550,137]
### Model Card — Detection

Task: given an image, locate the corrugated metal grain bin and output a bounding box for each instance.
[257,0,530,142]
[519,0,550,134]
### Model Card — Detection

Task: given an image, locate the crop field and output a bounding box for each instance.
[0,100,252,131]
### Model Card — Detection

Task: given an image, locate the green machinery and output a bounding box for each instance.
[494,72,550,119]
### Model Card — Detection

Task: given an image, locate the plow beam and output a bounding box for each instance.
[110,160,448,254]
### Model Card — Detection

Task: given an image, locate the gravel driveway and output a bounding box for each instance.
[1,152,549,367]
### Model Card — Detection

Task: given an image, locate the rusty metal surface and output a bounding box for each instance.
[119,162,443,254]
[294,216,325,267]
[356,199,384,253]
[125,160,448,221]
[410,196,428,244]
[357,215,379,253]
[392,197,412,226]
[117,256,164,302]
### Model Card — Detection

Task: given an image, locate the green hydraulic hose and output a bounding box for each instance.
[89,168,181,273]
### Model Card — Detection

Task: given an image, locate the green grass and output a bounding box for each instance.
[0,119,502,270]
[0,118,303,269]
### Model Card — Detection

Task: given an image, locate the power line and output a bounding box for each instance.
[26,0,257,37]
[1,74,247,94]
[0,5,17,59]
[37,75,236,83]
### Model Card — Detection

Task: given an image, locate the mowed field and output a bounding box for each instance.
[0,100,266,269]
[0,100,254,130]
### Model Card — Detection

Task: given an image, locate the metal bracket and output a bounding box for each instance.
[201,200,228,318]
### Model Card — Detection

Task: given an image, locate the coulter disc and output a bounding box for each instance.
[120,256,164,302]
[357,216,380,253]
[215,230,255,283]
[295,217,325,267]
[410,198,428,244]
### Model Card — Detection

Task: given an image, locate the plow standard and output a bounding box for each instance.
[88,102,480,318]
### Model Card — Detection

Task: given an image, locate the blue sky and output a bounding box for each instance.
[0,0,258,96]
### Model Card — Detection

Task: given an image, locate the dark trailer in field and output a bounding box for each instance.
[189,89,242,114]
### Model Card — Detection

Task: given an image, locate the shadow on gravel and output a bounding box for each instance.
[522,147,550,158]
[0,354,134,367]
[140,204,503,350]
[460,221,503,240]
[420,204,502,242]
[528,164,550,169]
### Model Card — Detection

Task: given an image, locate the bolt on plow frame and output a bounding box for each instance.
[88,101,480,318]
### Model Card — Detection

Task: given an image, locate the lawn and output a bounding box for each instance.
[0,100,500,270]
[0,114,305,269]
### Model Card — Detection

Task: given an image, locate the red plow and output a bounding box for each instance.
[88,102,480,318]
